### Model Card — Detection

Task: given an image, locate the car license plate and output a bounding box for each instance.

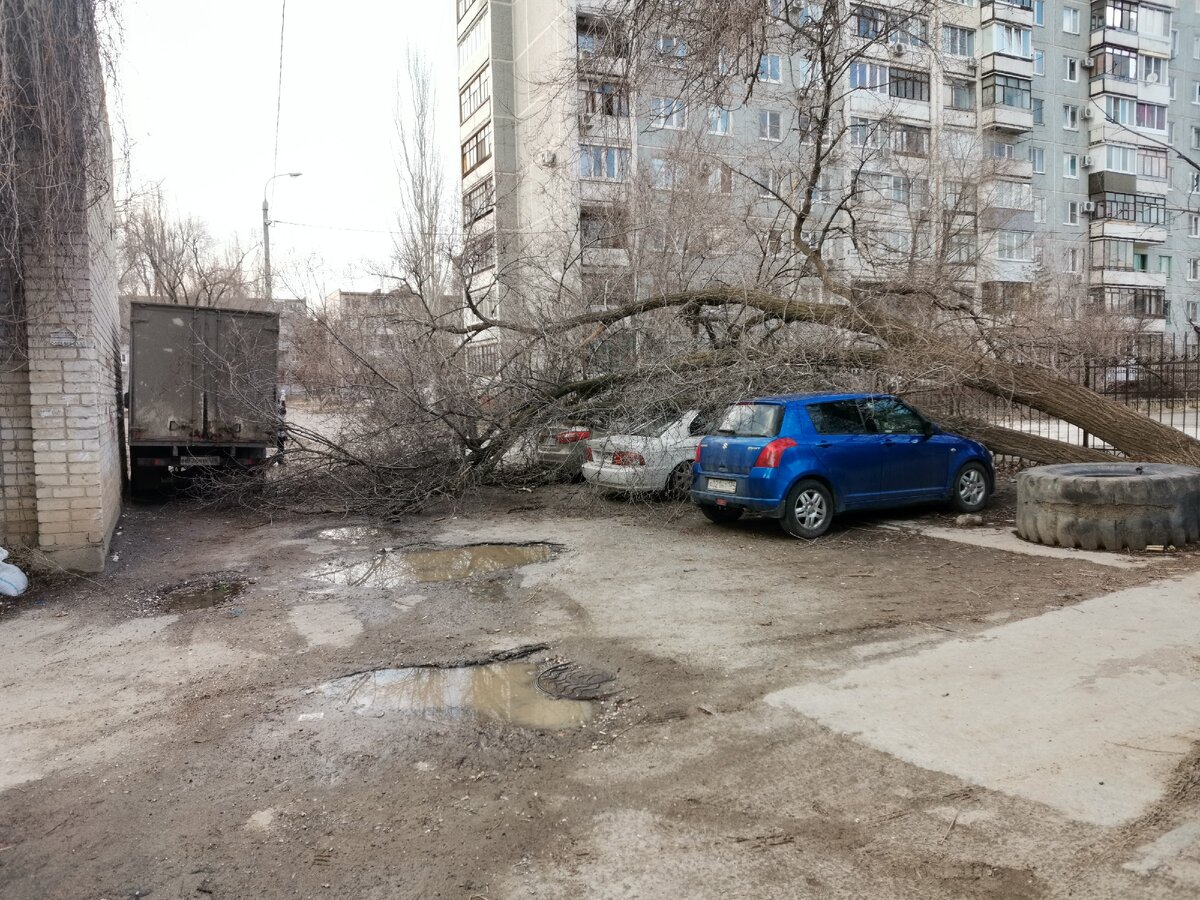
[707,478,737,494]
[181,456,221,466]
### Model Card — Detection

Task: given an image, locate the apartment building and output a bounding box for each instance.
[455,0,1200,370]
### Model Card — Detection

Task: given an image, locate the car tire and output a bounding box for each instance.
[666,462,694,501]
[699,503,744,525]
[950,461,991,513]
[781,479,833,539]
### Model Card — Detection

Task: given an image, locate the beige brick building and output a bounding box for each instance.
[0,104,121,572]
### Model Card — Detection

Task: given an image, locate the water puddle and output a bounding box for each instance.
[310,542,555,588]
[318,662,593,730]
[158,577,247,612]
[317,526,382,543]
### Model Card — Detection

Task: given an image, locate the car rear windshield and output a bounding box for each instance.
[715,403,783,438]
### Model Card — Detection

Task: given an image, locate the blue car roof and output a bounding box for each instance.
[748,391,889,405]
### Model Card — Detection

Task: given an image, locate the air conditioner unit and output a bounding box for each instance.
[1082,155,1095,168]
[1081,57,1095,69]
[1082,200,1097,213]
[1082,106,1094,119]
[966,59,978,72]
[536,150,557,167]
[890,43,907,56]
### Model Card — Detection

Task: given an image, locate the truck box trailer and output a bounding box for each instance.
[128,302,280,492]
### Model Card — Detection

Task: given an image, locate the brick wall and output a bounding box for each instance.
[0,107,121,572]
[0,271,37,545]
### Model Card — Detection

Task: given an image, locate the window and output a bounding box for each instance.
[462,177,494,226]
[890,123,931,155]
[1064,153,1079,177]
[1194,81,1200,104]
[990,139,1017,159]
[759,109,783,140]
[1190,259,1200,280]
[1192,126,1200,150]
[577,14,625,57]
[1033,50,1044,75]
[1192,172,1200,193]
[758,53,783,83]
[757,169,783,198]
[1105,95,1135,125]
[808,401,870,436]
[983,74,1031,109]
[654,35,687,64]
[580,80,628,117]
[946,78,975,110]
[1063,6,1080,33]
[1065,247,1081,272]
[1170,75,1177,98]
[707,163,733,194]
[1063,104,1079,129]
[1094,0,1136,31]
[1030,145,1046,172]
[852,5,887,39]
[946,180,976,212]
[708,107,731,135]
[1139,147,1168,178]
[889,68,930,101]
[1095,239,1135,270]
[850,116,880,147]
[1095,45,1137,80]
[1032,97,1044,123]
[1034,0,1045,25]
[649,96,686,129]
[865,397,926,435]
[1065,200,1079,225]
[1159,255,1172,278]
[988,23,1032,58]
[461,124,492,175]
[456,0,474,21]
[943,25,975,56]
[579,144,630,181]
[1134,251,1149,272]
[849,62,888,92]
[982,281,1032,313]
[946,233,975,264]
[890,17,929,47]
[649,158,682,189]
[1194,35,1200,59]
[459,11,490,68]
[1142,55,1165,84]
[1093,192,1167,224]
[883,173,914,204]
[993,179,1033,209]
[1064,58,1079,82]
[1191,214,1200,237]
[1105,144,1136,173]
[1139,6,1171,38]
[1089,286,1167,317]
[996,230,1033,260]
[580,207,628,249]
[1136,102,1168,131]
[1033,195,1046,222]
[460,67,491,122]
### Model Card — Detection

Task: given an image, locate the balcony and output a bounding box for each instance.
[981,104,1032,133]
[981,0,1034,27]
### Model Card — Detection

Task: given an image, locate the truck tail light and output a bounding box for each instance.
[612,451,645,467]
[584,446,594,462]
[556,429,590,444]
[754,437,797,468]
[695,442,703,463]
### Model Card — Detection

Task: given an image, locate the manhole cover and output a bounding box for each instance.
[536,663,619,701]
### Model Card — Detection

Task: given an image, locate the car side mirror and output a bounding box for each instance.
[922,421,938,438]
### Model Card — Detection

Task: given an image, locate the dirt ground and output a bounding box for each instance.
[2,480,1199,899]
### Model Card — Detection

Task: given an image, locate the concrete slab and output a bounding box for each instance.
[766,572,1200,827]
[882,522,1155,569]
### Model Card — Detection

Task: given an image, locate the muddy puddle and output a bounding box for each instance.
[159,578,246,612]
[310,542,555,588]
[318,662,593,730]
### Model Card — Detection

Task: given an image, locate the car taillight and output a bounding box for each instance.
[612,451,645,467]
[556,429,590,444]
[695,442,703,463]
[754,437,797,468]
[584,446,593,462]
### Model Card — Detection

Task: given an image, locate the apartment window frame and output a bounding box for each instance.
[1062,5,1080,33]
[1135,101,1168,132]
[460,66,491,123]
[1033,49,1044,75]
[579,143,631,181]
[1032,97,1044,123]
[708,106,732,135]
[996,230,1034,260]
[946,78,976,110]
[461,123,492,176]
[1030,145,1046,172]
[1064,152,1079,178]
[889,67,930,102]
[759,108,783,141]
[1065,200,1080,225]
[943,24,976,57]
[1095,45,1137,81]
[580,79,629,118]
[649,96,687,129]
[757,52,783,83]
[1064,57,1079,82]
[462,176,495,226]
[1063,103,1079,130]
[982,74,1032,109]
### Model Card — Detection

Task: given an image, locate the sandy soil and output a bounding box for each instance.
[1,481,1198,899]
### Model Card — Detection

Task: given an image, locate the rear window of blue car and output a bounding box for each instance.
[715,403,783,438]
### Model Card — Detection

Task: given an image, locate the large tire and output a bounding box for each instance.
[951,461,991,513]
[1016,463,1200,552]
[699,503,744,525]
[781,479,834,540]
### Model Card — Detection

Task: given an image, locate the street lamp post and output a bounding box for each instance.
[262,172,302,301]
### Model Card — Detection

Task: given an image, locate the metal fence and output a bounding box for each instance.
[906,332,1200,456]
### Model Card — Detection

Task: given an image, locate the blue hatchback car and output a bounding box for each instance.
[691,393,994,539]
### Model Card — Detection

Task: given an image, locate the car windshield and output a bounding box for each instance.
[715,403,783,438]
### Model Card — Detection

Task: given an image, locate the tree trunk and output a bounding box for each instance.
[937,416,1112,464]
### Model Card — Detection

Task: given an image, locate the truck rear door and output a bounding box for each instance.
[129,305,200,442]
[203,309,279,444]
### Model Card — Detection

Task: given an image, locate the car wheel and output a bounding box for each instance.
[666,461,693,501]
[699,503,744,525]
[951,462,990,513]
[781,479,833,539]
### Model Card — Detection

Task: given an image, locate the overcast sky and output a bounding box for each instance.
[114,0,459,297]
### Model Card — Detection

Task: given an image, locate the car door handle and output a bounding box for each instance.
[814,440,831,448]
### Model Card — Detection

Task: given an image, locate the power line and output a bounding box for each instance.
[271,0,288,183]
